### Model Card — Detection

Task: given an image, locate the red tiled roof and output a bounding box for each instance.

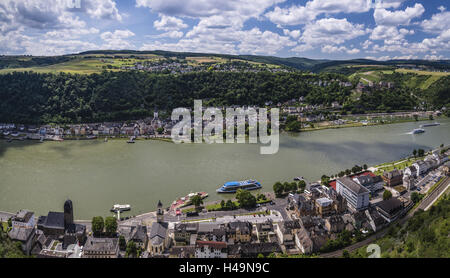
[329,171,376,190]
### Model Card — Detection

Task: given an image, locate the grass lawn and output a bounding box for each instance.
[395,68,450,77]
[1,222,9,232]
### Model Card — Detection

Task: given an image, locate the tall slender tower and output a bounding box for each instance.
[157,200,164,223]
[64,199,74,229]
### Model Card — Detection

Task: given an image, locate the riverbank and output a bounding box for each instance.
[301,115,445,132]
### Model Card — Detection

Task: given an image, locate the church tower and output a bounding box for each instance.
[64,199,74,229]
[156,200,164,223]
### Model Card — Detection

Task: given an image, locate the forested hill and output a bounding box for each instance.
[1,70,448,125]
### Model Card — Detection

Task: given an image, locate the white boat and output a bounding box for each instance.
[110,204,131,212]
[412,128,425,134]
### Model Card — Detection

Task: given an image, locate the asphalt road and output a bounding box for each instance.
[320,176,449,258]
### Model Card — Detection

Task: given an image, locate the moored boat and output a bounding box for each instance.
[110,204,131,212]
[170,192,209,210]
[420,122,440,128]
[217,180,262,193]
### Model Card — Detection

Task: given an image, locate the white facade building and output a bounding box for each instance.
[11,210,35,229]
[336,177,370,211]
[195,241,227,258]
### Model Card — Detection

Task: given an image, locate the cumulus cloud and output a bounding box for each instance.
[321,45,360,55]
[421,10,450,34]
[137,0,283,19]
[265,0,372,26]
[153,14,188,31]
[292,18,367,53]
[283,29,301,39]
[373,3,425,26]
[101,29,135,49]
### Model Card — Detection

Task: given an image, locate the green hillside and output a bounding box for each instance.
[1,50,449,75]
[350,192,450,258]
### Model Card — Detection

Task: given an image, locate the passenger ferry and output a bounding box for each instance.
[412,128,425,134]
[420,122,440,128]
[216,180,262,193]
[110,204,131,212]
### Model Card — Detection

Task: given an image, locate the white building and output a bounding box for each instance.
[353,175,384,193]
[336,177,370,211]
[195,241,227,258]
[12,210,35,229]
[413,160,429,176]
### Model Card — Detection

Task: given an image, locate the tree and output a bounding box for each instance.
[285,120,302,132]
[383,190,393,200]
[411,192,423,203]
[257,253,265,258]
[298,180,307,190]
[191,195,204,212]
[7,218,12,228]
[363,164,368,170]
[225,200,235,210]
[418,149,425,157]
[413,149,417,157]
[220,200,226,209]
[413,114,419,121]
[119,235,127,251]
[321,175,330,187]
[156,127,164,134]
[342,250,350,258]
[236,189,257,209]
[104,216,118,236]
[91,216,104,236]
[273,182,284,198]
[126,240,137,258]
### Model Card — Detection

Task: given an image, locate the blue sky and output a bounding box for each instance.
[0,0,449,60]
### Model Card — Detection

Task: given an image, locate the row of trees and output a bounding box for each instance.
[91,216,118,237]
[273,180,306,198]
[412,149,425,158]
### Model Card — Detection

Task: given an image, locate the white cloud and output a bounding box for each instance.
[421,11,450,34]
[292,18,367,53]
[265,0,372,26]
[373,3,424,26]
[137,0,283,19]
[150,30,184,39]
[374,0,406,9]
[283,29,301,39]
[101,29,135,49]
[83,0,122,21]
[321,45,360,54]
[370,25,413,42]
[265,5,316,26]
[153,14,188,31]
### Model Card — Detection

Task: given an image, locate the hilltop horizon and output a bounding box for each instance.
[1,1,449,61]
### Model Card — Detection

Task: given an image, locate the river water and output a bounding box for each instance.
[0,119,449,219]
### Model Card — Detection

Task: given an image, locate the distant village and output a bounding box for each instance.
[2,144,449,258]
[117,58,293,74]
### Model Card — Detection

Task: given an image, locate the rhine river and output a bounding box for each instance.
[0,119,449,219]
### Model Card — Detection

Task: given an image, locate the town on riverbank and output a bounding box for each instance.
[0,108,446,143]
[2,144,449,258]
